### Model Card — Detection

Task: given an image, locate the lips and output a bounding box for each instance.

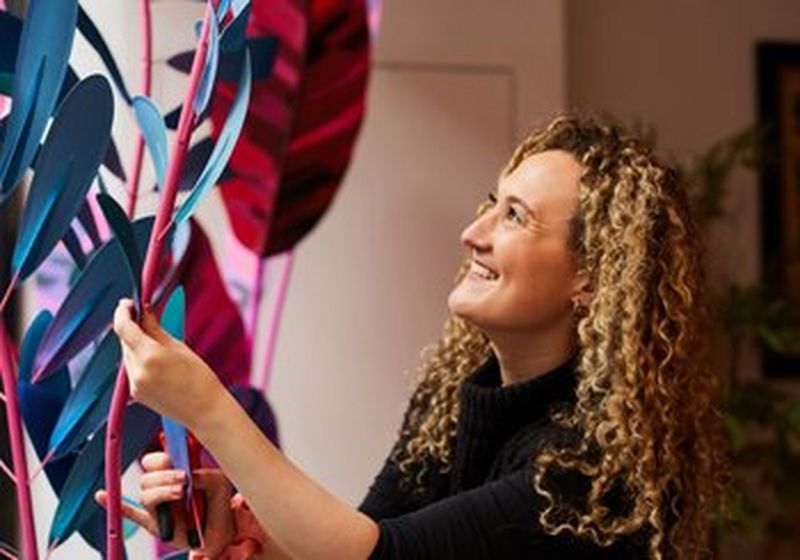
[469,259,499,280]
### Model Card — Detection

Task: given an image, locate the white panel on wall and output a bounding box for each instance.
[268,66,513,504]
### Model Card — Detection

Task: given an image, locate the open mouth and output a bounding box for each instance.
[469,260,499,281]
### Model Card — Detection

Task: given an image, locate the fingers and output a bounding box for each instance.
[141,451,173,472]
[141,469,186,491]
[113,299,146,350]
[95,490,158,536]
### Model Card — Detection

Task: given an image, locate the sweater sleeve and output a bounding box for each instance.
[366,469,640,560]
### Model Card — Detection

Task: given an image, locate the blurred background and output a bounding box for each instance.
[2,0,800,558]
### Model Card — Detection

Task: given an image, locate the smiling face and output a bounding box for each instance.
[447,150,585,337]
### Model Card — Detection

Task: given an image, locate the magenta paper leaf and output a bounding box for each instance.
[214,0,371,256]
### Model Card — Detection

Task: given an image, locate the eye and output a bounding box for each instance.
[477,191,497,216]
[504,203,526,225]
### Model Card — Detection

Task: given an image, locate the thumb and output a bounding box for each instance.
[113,299,147,350]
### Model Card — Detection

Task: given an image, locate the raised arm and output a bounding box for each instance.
[112,299,379,559]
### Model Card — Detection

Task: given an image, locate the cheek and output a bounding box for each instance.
[500,244,575,308]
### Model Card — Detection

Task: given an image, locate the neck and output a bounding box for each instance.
[487,321,576,386]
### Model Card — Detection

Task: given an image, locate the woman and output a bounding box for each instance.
[98,115,730,559]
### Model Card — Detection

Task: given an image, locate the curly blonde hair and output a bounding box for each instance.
[392,115,730,559]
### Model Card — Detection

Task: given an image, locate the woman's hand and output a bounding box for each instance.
[113,298,226,431]
[95,452,236,559]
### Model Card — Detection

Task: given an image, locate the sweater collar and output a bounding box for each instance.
[458,351,580,434]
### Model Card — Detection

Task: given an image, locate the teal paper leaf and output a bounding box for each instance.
[132,96,169,189]
[175,49,251,224]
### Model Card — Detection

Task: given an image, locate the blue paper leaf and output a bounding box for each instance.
[48,332,121,461]
[97,193,142,302]
[132,96,168,189]
[11,75,114,282]
[219,4,249,54]
[175,49,251,225]
[61,227,87,269]
[78,201,103,249]
[194,2,220,115]
[0,11,22,76]
[160,287,192,506]
[18,311,75,492]
[49,403,160,548]
[76,6,132,105]
[32,236,135,382]
[0,0,78,200]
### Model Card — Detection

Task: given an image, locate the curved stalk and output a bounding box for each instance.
[254,251,294,392]
[124,0,154,219]
[104,4,214,558]
[0,319,36,560]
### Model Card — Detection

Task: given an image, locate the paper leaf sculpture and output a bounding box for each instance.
[0,2,374,558]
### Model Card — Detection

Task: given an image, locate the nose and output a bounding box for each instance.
[460,208,493,252]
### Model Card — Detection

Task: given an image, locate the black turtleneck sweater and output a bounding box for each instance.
[358,354,647,559]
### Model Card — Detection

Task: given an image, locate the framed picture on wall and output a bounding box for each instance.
[756,41,800,378]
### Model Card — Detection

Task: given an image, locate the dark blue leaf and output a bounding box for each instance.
[164,104,182,131]
[167,50,194,75]
[175,50,251,225]
[97,193,142,302]
[49,403,160,548]
[0,11,22,75]
[0,0,78,199]
[219,35,277,83]
[231,385,280,447]
[219,4,249,53]
[103,137,127,181]
[78,201,103,249]
[61,227,87,269]
[48,332,121,461]
[76,6,132,105]
[17,311,75,492]
[32,236,134,383]
[11,75,114,282]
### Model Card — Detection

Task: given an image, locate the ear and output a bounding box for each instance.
[570,270,593,307]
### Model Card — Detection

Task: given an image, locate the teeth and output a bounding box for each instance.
[471,261,499,280]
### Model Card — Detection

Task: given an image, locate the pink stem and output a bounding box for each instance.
[255,251,295,392]
[124,0,153,219]
[246,258,267,345]
[0,270,19,315]
[0,319,37,559]
[104,4,214,559]
[0,457,16,483]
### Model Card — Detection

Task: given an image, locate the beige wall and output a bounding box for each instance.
[268,0,568,505]
[567,2,800,558]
